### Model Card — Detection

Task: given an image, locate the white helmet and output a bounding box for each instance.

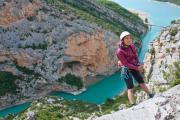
[120,31,130,40]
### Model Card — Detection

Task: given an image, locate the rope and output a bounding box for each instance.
[144,23,167,28]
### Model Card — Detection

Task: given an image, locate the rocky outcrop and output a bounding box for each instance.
[0,0,41,26]
[0,50,39,68]
[96,84,180,120]
[62,0,147,36]
[0,0,117,108]
[62,32,115,84]
[143,21,180,92]
[0,0,147,108]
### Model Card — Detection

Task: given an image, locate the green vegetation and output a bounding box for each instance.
[14,86,142,119]
[173,61,180,78]
[171,20,176,24]
[15,94,129,119]
[149,48,155,55]
[15,64,42,82]
[44,0,146,48]
[2,114,15,120]
[101,85,141,114]
[170,78,180,87]
[145,18,148,23]
[101,92,128,114]
[20,32,32,41]
[16,97,101,120]
[58,74,83,90]
[26,16,36,21]
[170,27,178,36]
[156,0,180,6]
[163,61,180,87]
[0,71,18,96]
[15,64,41,80]
[159,86,168,92]
[166,48,170,53]
[19,43,48,50]
[96,0,143,24]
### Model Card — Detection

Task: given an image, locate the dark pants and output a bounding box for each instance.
[120,67,144,89]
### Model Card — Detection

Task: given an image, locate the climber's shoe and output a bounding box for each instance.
[148,93,155,98]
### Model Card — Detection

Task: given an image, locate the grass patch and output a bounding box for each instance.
[101,85,141,113]
[159,87,168,92]
[101,92,129,114]
[170,78,180,87]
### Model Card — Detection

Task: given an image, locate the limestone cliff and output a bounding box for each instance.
[0,0,41,26]
[143,20,180,93]
[0,0,147,108]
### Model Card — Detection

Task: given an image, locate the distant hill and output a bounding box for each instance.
[155,0,180,6]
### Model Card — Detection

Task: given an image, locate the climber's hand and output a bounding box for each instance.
[138,65,144,73]
[118,61,122,68]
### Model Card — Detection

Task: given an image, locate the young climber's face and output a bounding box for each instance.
[123,35,132,46]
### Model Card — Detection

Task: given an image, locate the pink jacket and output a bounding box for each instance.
[116,43,140,70]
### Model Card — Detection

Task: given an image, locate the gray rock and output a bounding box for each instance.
[96,85,180,120]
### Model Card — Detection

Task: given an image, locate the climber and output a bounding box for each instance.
[116,31,154,105]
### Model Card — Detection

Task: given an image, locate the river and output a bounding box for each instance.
[0,0,180,117]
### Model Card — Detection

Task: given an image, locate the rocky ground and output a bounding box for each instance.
[96,84,180,120]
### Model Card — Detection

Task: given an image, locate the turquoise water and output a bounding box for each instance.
[0,103,31,117]
[1,0,180,117]
[52,71,126,104]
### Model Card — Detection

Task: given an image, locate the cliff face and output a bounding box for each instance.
[62,32,115,85]
[0,0,41,26]
[0,0,147,108]
[143,21,180,92]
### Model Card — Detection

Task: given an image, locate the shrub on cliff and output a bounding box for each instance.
[170,27,178,36]
[170,78,180,87]
[0,71,18,96]
[58,73,83,90]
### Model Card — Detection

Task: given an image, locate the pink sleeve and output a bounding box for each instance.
[116,49,138,70]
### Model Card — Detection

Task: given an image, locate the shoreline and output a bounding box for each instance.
[152,0,180,8]
[0,89,52,112]
[128,8,149,23]
[0,86,87,112]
